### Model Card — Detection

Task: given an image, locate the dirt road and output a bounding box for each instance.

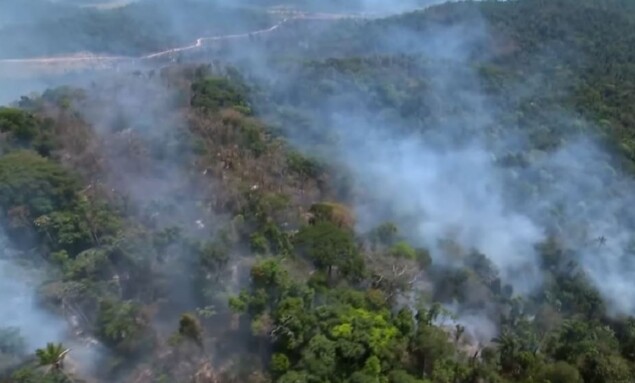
[0,10,369,70]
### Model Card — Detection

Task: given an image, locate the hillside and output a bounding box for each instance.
[0,0,274,58]
[1,1,635,383]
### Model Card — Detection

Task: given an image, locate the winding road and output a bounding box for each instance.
[0,9,371,69]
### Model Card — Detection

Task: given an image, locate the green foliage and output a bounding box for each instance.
[0,107,54,156]
[0,150,78,217]
[387,370,429,383]
[414,248,432,269]
[34,196,121,255]
[191,77,251,113]
[97,299,147,352]
[614,318,635,361]
[250,233,269,254]
[228,293,249,314]
[35,342,66,367]
[63,248,111,280]
[261,222,294,256]
[538,361,583,383]
[548,319,618,363]
[412,323,455,377]
[370,222,399,247]
[198,241,230,276]
[10,367,70,383]
[389,241,416,259]
[549,272,606,319]
[250,258,291,291]
[0,107,39,143]
[300,334,337,378]
[75,197,122,244]
[278,371,309,383]
[581,353,632,383]
[178,313,203,348]
[287,151,322,179]
[329,306,400,356]
[152,226,182,254]
[36,210,93,253]
[258,286,427,382]
[295,221,363,280]
[271,353,291,377]
[393,308,415,338]
[40,86,84,109]
[239,119,266,156]
[308,202,355,228]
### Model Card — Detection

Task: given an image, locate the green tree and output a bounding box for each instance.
[327,305,400,362]
[191,77,250,113]
[295,221,363,280]
[0,151,79,217]
[580,353,633,383]
[271,353,291,377]
[198,241,229,280]
[250,258,290,292]
[492,330,520,376]
[272,296,316,353]
[549,319,619,365]
[411,324,454,378]
[537,361,582,383]
[178,313,203,348]
[0,107,39,144]
[389,242,417,259]
[10,368,71,383]
[97,299,147,353]
[370,222,399,247]
[35,343,68,371]
[300,334,337,379]
[393,308,415,337]
[277,371,309,383]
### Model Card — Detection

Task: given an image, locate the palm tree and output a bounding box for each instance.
[35,342,70,372]
[35,343,81,383]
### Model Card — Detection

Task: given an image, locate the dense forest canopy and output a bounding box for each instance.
[1,0,635,382]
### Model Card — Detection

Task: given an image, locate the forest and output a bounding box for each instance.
[1,0,635,382]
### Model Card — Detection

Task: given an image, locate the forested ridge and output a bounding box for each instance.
[1,0,635,383]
